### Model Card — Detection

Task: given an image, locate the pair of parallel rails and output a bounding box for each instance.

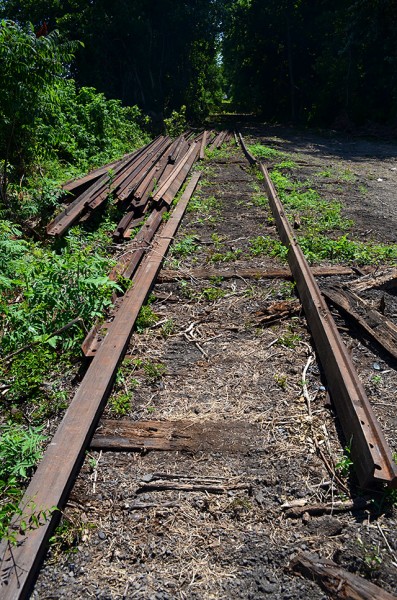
[1,131,396,600]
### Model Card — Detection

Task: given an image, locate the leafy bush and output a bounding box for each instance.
[164,105,187,137]
[0,19,79,202]
[0,19,149,213]
[0,223,120,355]
[37,81,149,170]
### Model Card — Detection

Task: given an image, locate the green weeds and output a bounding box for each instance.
[209,249,242,262]
[277,326,301,348]
[201,286,226,301]
[135,304,158,332]
[187,194,221,225]
[248,144,284,160]
[249,236,288,260]
[171,234,201,258]
[266,168,397,265]
[143,361,166,383]
[335,444,353,477]
[160,319,175,338]
[205,144,232,161]
[274,373,287,389]
[0,422,48,541]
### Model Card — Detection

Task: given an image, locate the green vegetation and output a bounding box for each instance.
[265,167,397,265]
[0,20,148,210]
[49,513,95,558]
[205,144,233,161]
[160,319,175,338]
[164,105,187,137]
[143,361,166,383]
[277,325,301,349]
[249,236,288,260]
[248,144,284,160]
[0,423,48,542]
[135,303,158,332]
[223,1,397,126]
[187,194,221,226]
[0,20,150,539]
[274,373,287,390]
[201,286,226,301]
[0,2,224,122]
[335,445,354,477]
[210,249,242,263]
[171,235,201,258]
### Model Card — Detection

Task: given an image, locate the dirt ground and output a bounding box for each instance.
[33,124,397,599]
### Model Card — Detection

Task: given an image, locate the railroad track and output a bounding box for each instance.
[1,129,397,599]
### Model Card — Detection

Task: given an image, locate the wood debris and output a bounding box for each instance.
[291,552,397,600]
[323,284,397,361]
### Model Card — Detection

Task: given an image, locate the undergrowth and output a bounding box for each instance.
[0,212,121,536]
[0,422,49,543]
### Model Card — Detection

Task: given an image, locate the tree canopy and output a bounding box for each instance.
[223,0,397,125]
[1,0,397,130]
[0,0,225,121]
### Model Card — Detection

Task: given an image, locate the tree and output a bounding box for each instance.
[222,0,397,126]
[0,20,79,205]
[0,0,226,121]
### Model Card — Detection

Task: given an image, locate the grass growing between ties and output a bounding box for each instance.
[248,143,285,160]
[171,234,201,258]
[187,193,221,226]
[205,143,233,161]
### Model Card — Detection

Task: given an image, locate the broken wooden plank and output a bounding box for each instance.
[157,265,355,283]
[91,419,253,453]
[350,267,397,293]
[291,552,397,600]
[255,299,301,326]
[137,481,250,494]
[323,285,397,361]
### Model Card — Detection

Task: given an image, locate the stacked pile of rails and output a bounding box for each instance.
[46,129,232,356]
[47,130,231,239]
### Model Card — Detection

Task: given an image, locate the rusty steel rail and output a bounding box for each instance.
[85,142,201,355]
[61,151,137,193]
[47,137,164,236]
[0,171,202,600]
[252,157,397,488]
[152,142,198,202]
[237,131,257,165]
[199,130,208,160]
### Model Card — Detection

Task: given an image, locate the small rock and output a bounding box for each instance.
[98,531,106,540]
[373,362,381,371]
[141,473,154,483]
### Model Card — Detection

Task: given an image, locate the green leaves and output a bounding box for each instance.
[0,19,80,200]
[0,219,118,356]
[0,422,46,480]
